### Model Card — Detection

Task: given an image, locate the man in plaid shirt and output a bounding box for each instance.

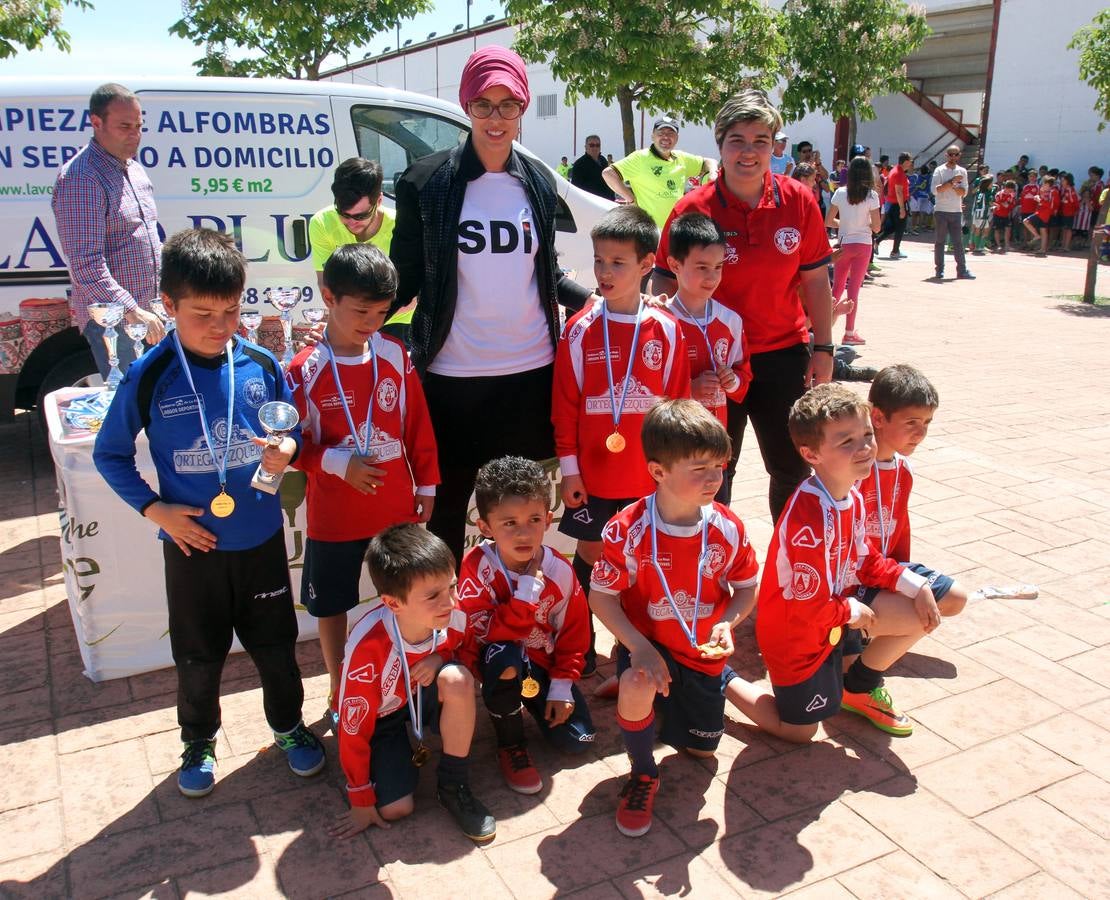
[52,83,165,377]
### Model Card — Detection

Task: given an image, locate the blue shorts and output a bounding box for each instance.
[368,675,442,807]
[772,640,845,725]
[617,642,736,752]
[844,562,954,654]
[558,495,636,543]
[301,536,372,617]
[478,642,596,754]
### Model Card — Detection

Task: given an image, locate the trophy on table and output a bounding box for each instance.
[240,309,262,344]
[124,321,148,361]
[250,400,300,494]
[302,307,326,327]
[266,287,300,367]
[86,302,127,391]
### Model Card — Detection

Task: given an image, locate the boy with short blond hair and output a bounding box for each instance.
[552,205,691,671]
[590,399,759,837]
[458,455,595,796]
[330,524,496,843]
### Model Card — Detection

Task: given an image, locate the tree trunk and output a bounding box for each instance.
[617,85,637,156]
[1084,234,1099,303]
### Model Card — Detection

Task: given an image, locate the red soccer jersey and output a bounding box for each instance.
[756,478,926,686]
[857,455,913,563]
[337,605,467,808]
[657,174,832,355]
[553,299,690,499]
[288,333,439,542]
[590,497,760,675]
[667,295,752,426]
[991,188,1016,218]
[1020,183,1040,214]
[1036,189,1059,222]
[884,165,909,205]
[1060,185,1079,217]
[456,542,590,687]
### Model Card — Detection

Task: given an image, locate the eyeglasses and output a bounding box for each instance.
[946,151,960,157]
[587,143,600,148]
[468,99,525,120]
[336,202,377,222]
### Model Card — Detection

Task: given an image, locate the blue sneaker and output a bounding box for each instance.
[178,739,217,797]
[274,722,325,777]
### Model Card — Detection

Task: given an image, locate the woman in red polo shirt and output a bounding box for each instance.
[654,89,834,519]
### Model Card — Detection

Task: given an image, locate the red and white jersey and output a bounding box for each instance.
[553,299,691,499]
[337,605,467,808]
[1060,185,1079,217]
[991,188,1016,218]
[756,477,926,686]
[857,455,913,562]
[667,296,752,425]
[457,542,590,684]
[287,332,439,542]
[591,497,759,675]
[1020,183,1040,214]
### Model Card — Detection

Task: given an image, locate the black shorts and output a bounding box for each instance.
[617,642,735,752]
[844,562,954,654]
[772,641,844,725]
[301,536,372,617]
[1056,214,1074,229]
[368,676,442,807]
[992,215,1011,230]
[558,495,637,542]
[1025,214,1050,231]
[478,642,596,754]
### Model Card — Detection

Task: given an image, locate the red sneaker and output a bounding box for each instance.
[616,774,660,837]
[498,745,542,795]
[841,686,913,736]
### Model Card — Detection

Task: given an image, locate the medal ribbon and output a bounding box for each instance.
[323,330,378,457]
[871,461,900,558]
[389,612,440,744]
[811,476,853,596]
[648,495,709,649]
[601,299,645,435]
[173,332,235,493]
[672,296,716,362]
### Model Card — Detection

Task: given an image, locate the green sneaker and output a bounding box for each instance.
[841,685,913,736]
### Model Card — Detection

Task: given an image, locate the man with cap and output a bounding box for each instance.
[770,131,794,176]
[569,134,614,200]
[602,116,716,227]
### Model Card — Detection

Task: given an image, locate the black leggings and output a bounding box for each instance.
[876,204,907,253]
[422,364,556,565]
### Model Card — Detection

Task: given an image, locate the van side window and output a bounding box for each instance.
[350,107,467,196]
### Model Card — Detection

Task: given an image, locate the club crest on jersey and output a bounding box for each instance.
[790,562,821,600]
[791,525,821,549]
[467,609,492,638]
[241,377,267,408]
[592,558,620,588]
[713,338,730,366]
[774,227,802,255]
[376,378,399,412]
[701,543,726,577]
[342,696,371,734]
[641,339,663,371]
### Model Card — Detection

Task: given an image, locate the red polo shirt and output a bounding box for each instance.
[885,165,910,206]
[657,173,831,355]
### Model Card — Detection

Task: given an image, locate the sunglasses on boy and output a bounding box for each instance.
[468,99,525,120]
[336,200,378,222]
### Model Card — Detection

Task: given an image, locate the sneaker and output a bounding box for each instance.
[956,270,976,280]
[842,331,866,346]
[437,781,497,843]
[888,251,907,259]
[934,270,944,280]
[841,364,879,382]
[273,722,326,777]
[616,774,660,837]
[498,745,543,795]
[178,738,217,798]
[841,686,913,736]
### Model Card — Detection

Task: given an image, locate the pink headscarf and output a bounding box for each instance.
[459,45,531,112]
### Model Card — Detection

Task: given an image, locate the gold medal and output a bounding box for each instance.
[605,431,626,453]
[697,641,729,658]
[829,626,842,646]
[411,743,430,767]
[210,490,236,518]
[521,676,541,699]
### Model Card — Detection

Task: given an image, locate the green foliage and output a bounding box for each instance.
[1069,9,1110,131]
[171,0,434,81]
[507,0,783,154]
[0,0,91,59]
[778,0,929,123]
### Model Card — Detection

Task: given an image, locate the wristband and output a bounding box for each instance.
[812,343,835,355]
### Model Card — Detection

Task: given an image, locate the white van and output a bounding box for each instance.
[0,76,611,419]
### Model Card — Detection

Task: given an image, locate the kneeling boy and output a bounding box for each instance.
[589,400,759,837]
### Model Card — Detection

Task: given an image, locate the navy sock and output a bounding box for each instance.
[437,752,468,787]
[843,658,884,694]
[618,711,658,778]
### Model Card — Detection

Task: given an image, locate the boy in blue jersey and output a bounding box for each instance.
[94,229,325,798]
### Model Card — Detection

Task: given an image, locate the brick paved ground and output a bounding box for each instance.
[1,237,1108,899]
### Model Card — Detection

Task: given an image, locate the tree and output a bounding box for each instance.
[507,0,783,155]
[1069,9,1110,132]
[170,0,434,81]
[0,0,91,59]
[778,0,929,136]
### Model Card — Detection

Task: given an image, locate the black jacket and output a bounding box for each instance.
[391,137,592,375]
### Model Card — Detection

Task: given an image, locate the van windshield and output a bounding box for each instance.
[350,106,467,196]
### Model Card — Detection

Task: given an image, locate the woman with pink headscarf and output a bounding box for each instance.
[391,46,591,563]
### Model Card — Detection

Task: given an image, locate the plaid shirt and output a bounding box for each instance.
[51,139,161,329]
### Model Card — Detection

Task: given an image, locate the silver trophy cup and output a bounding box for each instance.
[250,400,300,494]
[152,298,175,332]
[302,307,326,326]
[124,320,148,361]
[266,287,300,367]
[240,309,262,344]
[86,302,127,390]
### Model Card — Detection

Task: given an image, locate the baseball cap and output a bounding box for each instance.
[851,144,866,156]
[653,116,680,133]
[774,131,788,141]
